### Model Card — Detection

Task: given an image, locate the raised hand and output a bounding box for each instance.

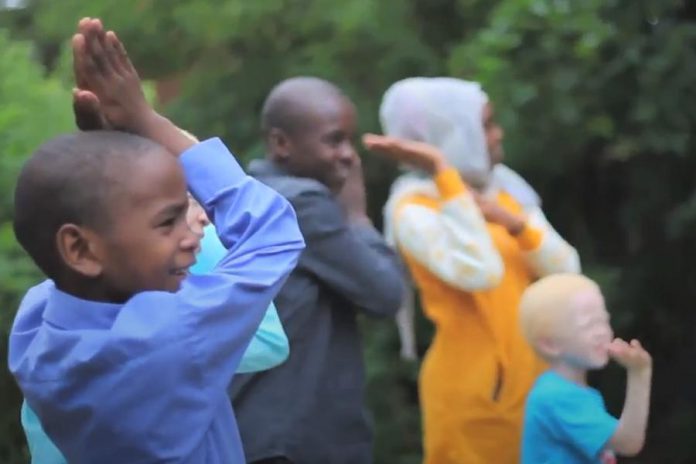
[71,18,195,156]
[471,191,526,235]
[72,18,152,132]
[609,338,652,373]
[336,154,370,224]
[362,133,448,175]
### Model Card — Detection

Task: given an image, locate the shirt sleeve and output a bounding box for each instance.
[393,168,504,291]
[517,207,581,277]
[190,223,289,374]
[172,138,304,396]
[291,188,404,318]
[548,389,620,460]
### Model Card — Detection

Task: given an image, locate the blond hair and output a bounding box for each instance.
[519,273,599,356]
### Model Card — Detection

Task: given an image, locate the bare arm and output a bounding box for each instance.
[607,339,652,456]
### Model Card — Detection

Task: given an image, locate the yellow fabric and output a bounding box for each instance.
[434,168,467,200]
[395,189,547,464]
[514,221,543,251]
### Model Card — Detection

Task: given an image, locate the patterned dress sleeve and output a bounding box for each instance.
[515,207,581,277]
[393,168,504,291]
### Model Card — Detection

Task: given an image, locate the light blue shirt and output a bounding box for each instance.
[522,370,619,464]
[9,138,304,464]
[21,404,63,464]
[20,221,292,464]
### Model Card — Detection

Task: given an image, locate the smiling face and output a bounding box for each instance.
[556,287,615,369]
[89,149,200,300]
[271,95,357,193]
[520,274,613,372]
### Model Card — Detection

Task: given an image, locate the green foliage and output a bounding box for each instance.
[0,28,74,464]
[1,0,695,462]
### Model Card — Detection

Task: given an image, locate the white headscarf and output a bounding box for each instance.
[380,76,540,205]
[380,77,492,189]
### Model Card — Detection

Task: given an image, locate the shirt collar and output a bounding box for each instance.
[43,284,122,330]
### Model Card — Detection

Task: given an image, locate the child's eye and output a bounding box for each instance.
[158,217,176,228]
[323,132,344,147]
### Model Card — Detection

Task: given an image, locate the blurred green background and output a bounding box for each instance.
[1,0,695,462]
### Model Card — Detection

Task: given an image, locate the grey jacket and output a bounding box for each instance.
[230,159,404,464]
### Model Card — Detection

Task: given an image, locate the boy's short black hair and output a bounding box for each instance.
[260,76,345,136]
[13,130,164,279]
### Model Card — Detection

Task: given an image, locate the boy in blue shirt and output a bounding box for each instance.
[8,18,304,464]
[519,273,652,463]
[19,194,291,464]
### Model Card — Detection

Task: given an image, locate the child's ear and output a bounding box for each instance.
[536,336,562,359]
[268,127,291,162]
[56,224,104,278]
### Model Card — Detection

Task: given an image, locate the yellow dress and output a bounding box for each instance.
[387,168,580,464]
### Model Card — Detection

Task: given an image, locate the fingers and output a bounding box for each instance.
[77,17,91,35]
[73,18,91,88]
[107,31,135,76]
[610,337,651,366]
[104,31,126,75]
[629,339,652,362]
[104,31,124,74]
[362,133,394,151]
[72,33,88,86]
[73,88,99,104]
[74,18,127,83]
[608,338,628,355]
[84,19,113,78]
[73,24,107,92]
[74,19,130,94]
[73,89,105,131]
[362,135,404,163]
[363,134,418,158]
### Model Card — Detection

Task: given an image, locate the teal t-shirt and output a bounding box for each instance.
[522,370,619,464]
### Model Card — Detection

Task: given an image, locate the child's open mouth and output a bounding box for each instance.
[170,267,190,277]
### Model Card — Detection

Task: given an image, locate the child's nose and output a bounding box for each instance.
[197,211,210,227]
[340,142,356,163]
[181,228,201,252]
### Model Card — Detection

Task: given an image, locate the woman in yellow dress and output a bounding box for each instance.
[364,77,581,464]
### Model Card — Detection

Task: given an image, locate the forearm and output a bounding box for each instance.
[136,111,197,157]
[611,369,652,456]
